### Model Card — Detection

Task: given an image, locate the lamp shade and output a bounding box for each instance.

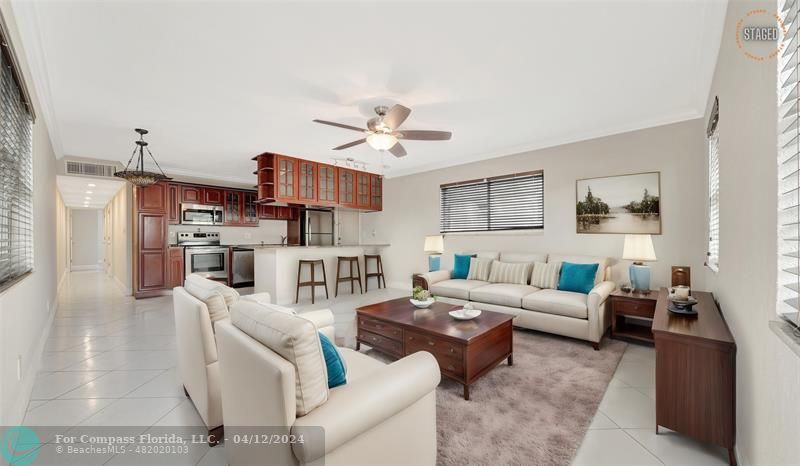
[622,234,657,262]
[423,235,444,254]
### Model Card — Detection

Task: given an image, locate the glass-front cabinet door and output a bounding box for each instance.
[276,156,297,201]
[370,174,382,211]
[243,192,259,225]
[356,172,370,208]
[224,190,242,225]
[338,169,355,207]
[298,161,316,202]
[317,164,337,205]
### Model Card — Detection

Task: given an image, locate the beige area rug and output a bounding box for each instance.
[364,329,626,466]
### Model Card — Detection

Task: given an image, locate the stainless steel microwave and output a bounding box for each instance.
[181,204,223,225]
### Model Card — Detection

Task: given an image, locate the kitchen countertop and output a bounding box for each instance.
[171,243,390,248]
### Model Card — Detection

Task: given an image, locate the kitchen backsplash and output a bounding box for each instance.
[168,221,287,246]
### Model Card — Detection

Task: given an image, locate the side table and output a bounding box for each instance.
[609,289,659,343]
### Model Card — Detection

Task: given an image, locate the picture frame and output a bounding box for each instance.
[576,171,662,234]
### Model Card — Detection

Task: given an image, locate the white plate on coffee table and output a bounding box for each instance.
[449,309,481,320]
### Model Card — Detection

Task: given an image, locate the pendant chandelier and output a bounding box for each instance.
[114,128,172,187]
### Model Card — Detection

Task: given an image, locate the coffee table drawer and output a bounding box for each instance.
[612,298,656,318]
[405,330,464,359]
[358,317,403,342]
[359,330,402,356]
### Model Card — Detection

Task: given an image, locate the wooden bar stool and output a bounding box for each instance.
[296,259,328,304]
[364,254,386,292]
[335,256,362,297]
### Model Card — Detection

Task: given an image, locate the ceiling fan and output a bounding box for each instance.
[313,104,452,158]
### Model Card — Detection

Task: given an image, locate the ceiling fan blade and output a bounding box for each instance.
[333,138,367,150]
[389,142,407,158]
[396,130,452,141]
[383,104,411,130]
[313,119,366,132]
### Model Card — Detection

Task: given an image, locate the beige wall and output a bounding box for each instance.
[363,119,708,291]
[0,0,62,425]
[104,185,132,294]
[702,1,799,464]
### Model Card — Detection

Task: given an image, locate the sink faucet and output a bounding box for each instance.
[280,235,288,246]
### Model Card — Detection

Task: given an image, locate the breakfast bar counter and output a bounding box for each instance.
[254,244,390,305]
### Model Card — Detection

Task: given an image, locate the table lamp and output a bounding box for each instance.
[424,235,444,272]
[622,234,657,291]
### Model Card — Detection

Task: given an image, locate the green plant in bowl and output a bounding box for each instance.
[412,286,434,302]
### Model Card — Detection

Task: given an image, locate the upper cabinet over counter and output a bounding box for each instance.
[254,152,382,211]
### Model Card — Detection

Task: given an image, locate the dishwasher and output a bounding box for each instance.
[230,247,254,288]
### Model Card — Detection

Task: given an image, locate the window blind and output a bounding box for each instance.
[0,33,34,290]
[440,171,544,233]
[778,0,800,327]
[707,97,720,273]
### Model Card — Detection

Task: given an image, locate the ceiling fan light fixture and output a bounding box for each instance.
[366,132,398,151]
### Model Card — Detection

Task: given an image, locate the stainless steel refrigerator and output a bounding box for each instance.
[301,208,335,246]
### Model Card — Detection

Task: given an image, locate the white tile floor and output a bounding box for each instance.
[24,271,730,465]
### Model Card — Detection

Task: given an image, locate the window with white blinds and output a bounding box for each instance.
[0,26,35,290]
[778,0,800,327]
[707,97,720,273]
[440,171,544,233]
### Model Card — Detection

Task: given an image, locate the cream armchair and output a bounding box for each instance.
[173,275,335,445]
[215,301,441,466]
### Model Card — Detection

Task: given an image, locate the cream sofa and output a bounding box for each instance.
[418,252,616,349]
[173,275,336,444]
[215,298,441,466]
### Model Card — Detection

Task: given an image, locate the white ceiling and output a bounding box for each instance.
[13,1,726,181]
[56,175,124,209]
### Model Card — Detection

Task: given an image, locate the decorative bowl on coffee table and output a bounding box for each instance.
[410,298,435,308]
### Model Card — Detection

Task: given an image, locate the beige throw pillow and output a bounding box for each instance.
[183,281,229,331]
[488,261,529,285]
[531,261,561,289]
[467,258,494,281]
[185,274,240,310]
[231,299,329,416]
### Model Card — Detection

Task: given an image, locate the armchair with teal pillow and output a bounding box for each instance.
[557,261,599,294]
[452,254,476,279]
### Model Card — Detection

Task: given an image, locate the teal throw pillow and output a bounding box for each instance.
[557,262,599,294]
[319,332,346,388]
[453,254,475,279]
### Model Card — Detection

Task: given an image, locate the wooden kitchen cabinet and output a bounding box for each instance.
[137,212,168,294]
[243,192,259,225]
[317,163,338,206]
[137,183,168,213]
[298,160,317,203]
[356,172,370,209]
[370,174,383,211]
[276,155,298,202]
[181,185,203,204]
[338,168,356,208]
[167,183,180,224]
[204,188,224,205]
[224,191,243,225]
[168,247,184,289]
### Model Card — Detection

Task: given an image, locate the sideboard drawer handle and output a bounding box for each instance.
[449,347,455,353]
[447,365,455,371]
[428,341,434,346]
[375,324,382,329]
[408,336,413,341]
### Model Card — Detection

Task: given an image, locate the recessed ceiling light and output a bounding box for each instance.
[88,183,96,187]
[85,191,93,194]
[85,197,91,200]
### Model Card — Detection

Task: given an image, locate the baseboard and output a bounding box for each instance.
[70,264,102,271]
[112,274,132,296]
[9,293,58,426]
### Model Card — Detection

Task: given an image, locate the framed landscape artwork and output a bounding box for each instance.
[576,171,661,234]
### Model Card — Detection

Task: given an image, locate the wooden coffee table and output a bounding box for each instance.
[356,298,514,400]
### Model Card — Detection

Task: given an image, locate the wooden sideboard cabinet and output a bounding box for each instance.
[652,288,736,466]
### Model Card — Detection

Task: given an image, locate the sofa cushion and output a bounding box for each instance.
[336,348,384,385]
[453,254,475,279]
[488,261,529,285]
[183,281,228,330]
[185,274,240,310]
[230,299,329,416]
[531,261,561,289]
[467,257,494,281]
[470,283,540,308]
[522,289,589,319]
[319,333,347,388]
[430,279,489,300]
[558,262,599,294]
[499,252,548,264]
[547,254,609,285]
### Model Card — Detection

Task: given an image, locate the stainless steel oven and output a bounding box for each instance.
[181,203,223,225]
[178,231,229,282]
